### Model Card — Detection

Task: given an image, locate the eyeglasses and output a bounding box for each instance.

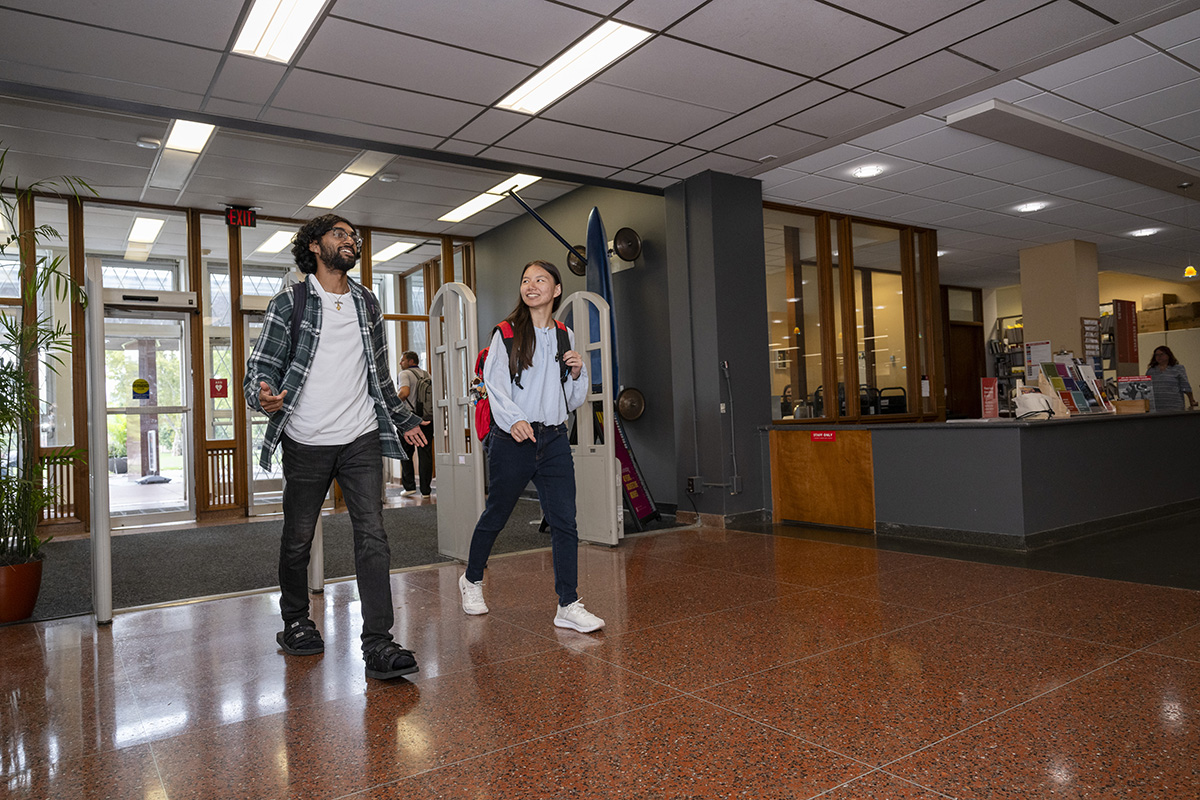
[327,228,362,249]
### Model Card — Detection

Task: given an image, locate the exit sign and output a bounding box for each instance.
[225,207,257,227]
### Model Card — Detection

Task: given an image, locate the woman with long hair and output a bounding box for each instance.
[1146,345,1197,412]
[458,260,604,633]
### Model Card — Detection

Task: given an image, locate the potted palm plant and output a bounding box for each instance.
[0,146,91,623]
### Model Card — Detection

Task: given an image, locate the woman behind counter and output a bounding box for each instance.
[1147,345,1198,412]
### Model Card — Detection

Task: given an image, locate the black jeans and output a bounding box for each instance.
[279,430,394,653]
[399,424,433,494]
[465,423,579,606]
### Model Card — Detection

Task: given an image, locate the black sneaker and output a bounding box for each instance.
[364,642,419,680]
[276,619,324,656]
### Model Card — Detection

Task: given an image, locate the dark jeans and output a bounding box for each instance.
[279,430,394,653]
[400,424,433,494]
[466,423,579,606]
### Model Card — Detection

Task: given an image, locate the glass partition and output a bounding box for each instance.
[851,222,907,416]
[86,205,188,291]
[35,198,74,448]
[764,208,821,420]
[200,215,234,441]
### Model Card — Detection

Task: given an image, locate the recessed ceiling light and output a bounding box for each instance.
[233,0,324,63]
[852,164,885,179]
[377,173,399,183]
[1129,228,1159,237]
[127,217,165,244]
[374,241,418,262]
[254,230,294,254]
[136,136,161,150]
[937,250,947,256]
[438,173,542,223]
[1016,201,1048,213]
[308,173,369,209]
[163,120,215,153]
[498,21,651,114]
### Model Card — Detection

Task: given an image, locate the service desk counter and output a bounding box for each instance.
[769,412,1200,551]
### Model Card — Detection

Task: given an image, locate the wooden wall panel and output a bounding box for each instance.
[770,429,874,530]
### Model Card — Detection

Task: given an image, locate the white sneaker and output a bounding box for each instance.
[459,574,488,615]
[554,600,604,633]
[400,489,418,497]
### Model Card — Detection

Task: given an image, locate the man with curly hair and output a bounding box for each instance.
[244,213,427,680]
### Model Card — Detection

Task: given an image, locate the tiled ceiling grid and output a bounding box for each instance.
[0,0,1199,286]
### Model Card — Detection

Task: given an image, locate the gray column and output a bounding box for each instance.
[665,171,770,523]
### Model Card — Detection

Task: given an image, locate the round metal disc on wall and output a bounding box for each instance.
[617,387,646,420]
[612,227,642,261]
[567,245,587,276]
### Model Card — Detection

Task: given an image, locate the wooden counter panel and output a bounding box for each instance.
[770,430,874,530]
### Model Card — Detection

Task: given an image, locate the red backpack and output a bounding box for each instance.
[471,320,571,441]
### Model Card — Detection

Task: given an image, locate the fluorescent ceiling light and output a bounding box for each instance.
[308,173,368,209]
[164,120,215,153]
[1129,228,1159,237]
[936,250,947,256]
[498,21,651,114]
[128,217,165,244]
[123,244,152,262]
[374,241,418,262]
[852,164,885,178]
[233,0,324,63]
[345,151,393,178]
[438,173,543,223]
[1016,201,1047,213]
[255,231,294,254]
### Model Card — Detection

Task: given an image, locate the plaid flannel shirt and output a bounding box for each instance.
[243,277,419,470]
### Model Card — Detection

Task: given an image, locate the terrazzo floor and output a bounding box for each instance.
[3,526,1199,799]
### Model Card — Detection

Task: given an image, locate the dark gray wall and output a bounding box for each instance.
[665,171,771,520]
[472,185,676,506]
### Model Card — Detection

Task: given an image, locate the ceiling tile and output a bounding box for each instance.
[762,173,852,203]
[0,0,238,49]
[682,82,842,151]
[1014,91,1092,120]
[780,92,900,137]
[544,81,731,140]
[482,146,630,179]
[331,0,599,63]
[1060,111,1132,136]
[598,36,802,114]
[300,18,531,106]
[1146,107,1200,141]
[717,126,822,162]
[925,80,1041,120]
[208,56,286,106]
[954,1,1112,71]
[859,51,996,107]
[450,109,530,146]
[978,154,1080,182]
[662,150,757,179]
[884,126,990,162]
[832,0,980,32]
[271,71,480,137]
[435,140,487,157]
[496,118,666,168]
[1139,7,1200,48]
[260,106,445,150]
[1054,52,1200,108]
[0,8,223,95]
[870,164,962,193]
[667,0,901,77]
[627,145,703,174]
[1102,77,1200,126]
[933,142,1029,173]
[849,114,943,150]
[615,0,706,30]
[911,174,1004,200]
[1080,0,1191,24]
[203,97,265,119]
[1021,36,1156,89]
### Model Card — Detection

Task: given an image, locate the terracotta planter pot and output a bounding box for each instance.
[0,559,43,623]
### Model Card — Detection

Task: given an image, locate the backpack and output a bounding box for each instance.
[472,320,572,441]
[404,367,433,422]
[288,279,379,360]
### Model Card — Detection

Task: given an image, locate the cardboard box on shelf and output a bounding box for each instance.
[1143,293,1178,309]
[1165,301,1200,322]
[1167,318,1200,330]
[1138,308,1166,333]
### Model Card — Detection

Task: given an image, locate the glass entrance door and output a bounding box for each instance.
[103,310,195,526]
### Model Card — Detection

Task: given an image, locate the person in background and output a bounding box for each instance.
[244,214,428,681]
[1147,345,1198,412]
[780,384,794,418]
[458,259,604,633]
[396,350,433,497]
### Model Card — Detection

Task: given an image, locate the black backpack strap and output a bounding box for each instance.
[554,321,571,384]
[289,280,308,361]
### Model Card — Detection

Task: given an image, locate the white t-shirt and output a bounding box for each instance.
[284,276,378,445]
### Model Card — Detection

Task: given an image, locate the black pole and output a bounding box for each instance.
[504,189,578,257]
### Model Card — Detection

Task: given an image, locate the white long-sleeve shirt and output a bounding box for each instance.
[483,324,588,433]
